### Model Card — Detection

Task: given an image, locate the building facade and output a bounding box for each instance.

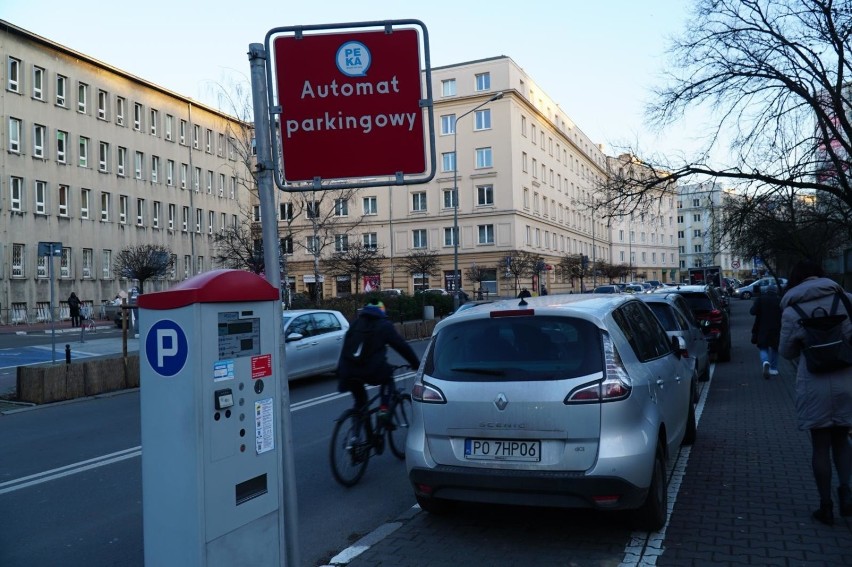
[0,21,252,323]
[276,56,621,298]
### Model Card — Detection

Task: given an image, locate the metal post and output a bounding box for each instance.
[452,92,503,311]
[249,42,299,567]
[50,244,57,364]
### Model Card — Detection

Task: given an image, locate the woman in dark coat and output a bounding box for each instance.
[68,292,81,327]
[779,260,852,525]
[750,284,782,378]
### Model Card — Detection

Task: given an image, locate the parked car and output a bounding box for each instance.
[646,280,663,290]
[407,294,696,531]
[732,277,788,300]
[281,309,349,381]
[592,284,621,293]
[380,288,406,296]
[624,284,645,294]
[640,293,711,382]
[651,284,731,362]
[418,288,448,296]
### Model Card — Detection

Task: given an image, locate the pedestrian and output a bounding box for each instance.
[68,292,81,327]
[540,285,548,296]
[779,259,852,526]
[477,286,485,300]
[750,283,782,378]
[518,287,531,299]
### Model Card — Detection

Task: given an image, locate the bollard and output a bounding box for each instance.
[65,344,71,365]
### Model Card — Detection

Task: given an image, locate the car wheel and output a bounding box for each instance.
[741,291,751,300]
[416,493,454,515]
[682,388,697,446]
[633,441,667,531]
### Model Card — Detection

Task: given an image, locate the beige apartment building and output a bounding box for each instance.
[277,56,625,298]
[0,21,252,324]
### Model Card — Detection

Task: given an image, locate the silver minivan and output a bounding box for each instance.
[406,294,696,530]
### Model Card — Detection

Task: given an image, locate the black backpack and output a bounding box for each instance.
[790,292,852,374]
[342,317,382,365]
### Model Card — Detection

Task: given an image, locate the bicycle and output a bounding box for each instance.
[79,307,96,341]
[330,365,414,487]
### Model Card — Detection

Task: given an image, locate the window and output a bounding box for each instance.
[306,201,320,219]
[179,120,187,145]
[182,206,189,232]
[363,233,377,249]
[279,202,294,221]
[34,180,47,214]
[306,236,319,254]
[137,198,145,226]
[58,184,69,217]
[8,118,21,153]
[693,229,701,238]
[443,227,457,246]
[101,250,112,279]
[183,255,191,277]
[77,82,88,113]
[443,188,457,208]
[82,249,93,279]
[692,198,700,207]
[119,195,128,224]
[478,224,494,244]
[412,229,427,248]
[218,173,225,197]
[98,142,109,172]
[150,109,158,136]
[207,210,214,234]
[56,130,67,163]
[441,79,456,97]
[334,198,348,216]
[56,75,67,106]
[165,114,173,140]
[180,163,187,189]
[230,177,236,199]
[218,133,225,156]
[693,214,701,222]
[440,114,456,135]
[133,103,142,130]
[193,167,200,191]
[167,160,175,185]
[117,146,126,176]
[280,237,294,255]
[193,125,200,149]
[363,196,377,215]
[153,201,161,228]
[116,96,125,125]
[334,234,349,252]
[33,123,46,158]
[477,184,494,206]
[135,151,143,179]
[412,192,427,212]
[205,129,213,153]
[168,204,175,230]
[97,90,108,119]
[442,152,455,172]
[78,136,89,167]
[474,109,491,130]
[475,72,491,91]
[195,208,202,233]
[100,192,110,222]
[475,147,493,168]
[694,244,703,253]
[32,66,44,100]
[12,244,24,277]
[7,57,20,92]
[81,188,90,219]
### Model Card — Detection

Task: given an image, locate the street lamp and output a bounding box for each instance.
[453,91,504,311]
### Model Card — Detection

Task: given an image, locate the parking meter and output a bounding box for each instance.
[138,270,286,566]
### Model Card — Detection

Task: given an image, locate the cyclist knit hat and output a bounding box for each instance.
[367,300,386,313]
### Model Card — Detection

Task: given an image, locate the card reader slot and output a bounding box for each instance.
[235,473,267,505]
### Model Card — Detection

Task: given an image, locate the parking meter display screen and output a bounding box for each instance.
[218,312,261,358]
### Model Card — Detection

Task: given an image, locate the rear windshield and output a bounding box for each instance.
[424,316,603,382]
[646,303,676,330]
[679,293,714,312]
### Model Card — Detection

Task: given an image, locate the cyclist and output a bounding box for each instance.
[337,299,421,432]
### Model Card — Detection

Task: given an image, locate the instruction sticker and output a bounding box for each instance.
[213,360,235,382]
[255,398,274,454]
[251,354,272,379]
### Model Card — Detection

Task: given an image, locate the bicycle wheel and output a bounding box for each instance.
[387,392,413,459]
[330,409,370,487]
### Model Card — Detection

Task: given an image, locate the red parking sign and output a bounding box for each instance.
[274,28,426,182]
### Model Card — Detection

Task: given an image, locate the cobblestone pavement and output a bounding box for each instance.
[325,299,852,567]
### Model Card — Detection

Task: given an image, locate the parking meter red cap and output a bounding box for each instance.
[137,269,279,309]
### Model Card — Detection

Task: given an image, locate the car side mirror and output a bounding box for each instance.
[671,335,687,357]
[285,332,304,342]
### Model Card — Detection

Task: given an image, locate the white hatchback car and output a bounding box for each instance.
[282,309,349,381]
[406,294,696,530]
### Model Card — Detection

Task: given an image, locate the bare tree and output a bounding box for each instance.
[506,250,542,296]
[322,242,385,294]
[399,250,441,291]
[464,264,494,294]
[114,244,173,294]
[213,210,265,274]
[620,1,852,225]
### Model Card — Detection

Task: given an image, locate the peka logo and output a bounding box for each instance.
[336,40,371,77]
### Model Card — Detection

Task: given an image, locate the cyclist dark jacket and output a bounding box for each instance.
[337,302,420,409]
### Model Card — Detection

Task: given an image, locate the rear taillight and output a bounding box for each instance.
[706,309,723,323]
[412,380,447,404]
[565,332,631,404]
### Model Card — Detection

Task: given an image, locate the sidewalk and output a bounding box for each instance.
[0,319,120,335]
[329,300,852,566]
